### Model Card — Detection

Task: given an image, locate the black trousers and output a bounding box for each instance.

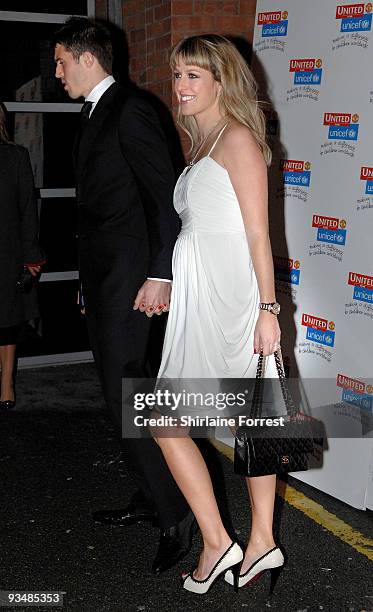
[85,305,189,529]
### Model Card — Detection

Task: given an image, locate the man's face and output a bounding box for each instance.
[54,43,87,99]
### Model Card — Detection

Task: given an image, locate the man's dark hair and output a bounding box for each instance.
[53,17,113,74]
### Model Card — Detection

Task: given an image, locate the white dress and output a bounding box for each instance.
[158,126,276,380]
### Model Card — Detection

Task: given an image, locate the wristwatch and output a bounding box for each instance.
[259,302,281,315]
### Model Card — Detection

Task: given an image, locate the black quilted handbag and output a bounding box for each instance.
[234,350,325,476]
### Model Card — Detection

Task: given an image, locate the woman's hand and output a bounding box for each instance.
[133,280,171,318]
[26,264,41,277]
[253,310,281,356]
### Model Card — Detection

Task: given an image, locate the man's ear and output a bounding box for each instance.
[81,51,95,68]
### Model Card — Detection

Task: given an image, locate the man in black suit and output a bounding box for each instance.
[53,18,193,573]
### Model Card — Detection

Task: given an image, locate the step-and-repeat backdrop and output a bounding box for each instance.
[250,0,373,509]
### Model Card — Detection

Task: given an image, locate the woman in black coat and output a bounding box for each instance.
[0,103,44,409]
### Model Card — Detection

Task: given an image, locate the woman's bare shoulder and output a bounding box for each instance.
[222,120,264,163]
[223,119,256,144]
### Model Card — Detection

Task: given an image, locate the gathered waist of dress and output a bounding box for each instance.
[178,227,246,237]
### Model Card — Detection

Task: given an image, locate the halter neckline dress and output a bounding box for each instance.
[158,125,276,379]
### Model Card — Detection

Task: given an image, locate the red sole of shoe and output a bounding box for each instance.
[243,570,265,587]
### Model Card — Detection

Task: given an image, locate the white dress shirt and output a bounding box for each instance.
[84,76,171,284]
[86,75,115,115]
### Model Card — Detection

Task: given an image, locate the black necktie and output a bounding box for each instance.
[80,100,93,130]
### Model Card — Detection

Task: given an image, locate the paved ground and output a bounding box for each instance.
[0,364,372,612]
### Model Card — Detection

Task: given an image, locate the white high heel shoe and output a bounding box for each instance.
[225,546,284,592]
[182,542,243,594]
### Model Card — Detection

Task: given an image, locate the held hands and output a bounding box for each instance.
[133,280,171,318]
[26,265,42,277]
[253,310,281,356]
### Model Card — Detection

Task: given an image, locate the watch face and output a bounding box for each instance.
[272,302,281,315]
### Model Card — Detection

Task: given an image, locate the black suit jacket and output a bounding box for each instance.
[75,83,179,315]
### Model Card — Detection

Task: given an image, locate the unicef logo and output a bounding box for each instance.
[302,175,308,184]
[279,25,286,34]
[362,19,370,28]
[348,129,356,138]
[291,273,298,283]
[336,234,344,243]
[324,334,333,345]
[312,73,320,83]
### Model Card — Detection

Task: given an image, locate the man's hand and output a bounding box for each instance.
[133,280,171,317]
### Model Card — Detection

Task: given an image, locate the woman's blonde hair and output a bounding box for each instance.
[0,103,10,144]
[170,34,271,166]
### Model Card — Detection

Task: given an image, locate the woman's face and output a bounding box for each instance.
[173,58,221,118]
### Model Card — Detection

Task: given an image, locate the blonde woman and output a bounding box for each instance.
[154,35,284,594]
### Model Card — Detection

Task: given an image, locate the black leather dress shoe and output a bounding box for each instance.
[0,400,16,410]
[152,511,198,574]
[92,503,158,527]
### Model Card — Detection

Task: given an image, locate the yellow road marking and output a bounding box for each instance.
[211,439,373,562]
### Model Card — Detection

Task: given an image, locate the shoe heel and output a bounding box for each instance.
[269,566,282,595]
[230,562,242,593]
